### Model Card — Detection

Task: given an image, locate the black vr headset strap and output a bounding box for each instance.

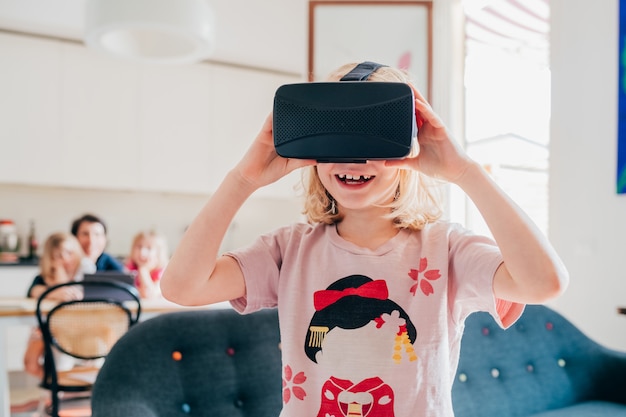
[339,61,387,81]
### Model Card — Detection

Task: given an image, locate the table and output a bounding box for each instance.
[0,297,230,416]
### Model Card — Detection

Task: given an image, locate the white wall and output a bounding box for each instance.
[0,183,305,263]
[550,0,626,350]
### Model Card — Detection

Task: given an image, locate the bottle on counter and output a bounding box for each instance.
[27,220,38,260]
[0,219,19,263]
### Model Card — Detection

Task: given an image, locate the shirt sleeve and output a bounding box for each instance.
[26,275,45,297]
[447,223,524,329]
[225,227,289,314]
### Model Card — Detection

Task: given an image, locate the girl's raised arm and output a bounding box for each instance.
[160,113,314,306]
[388,87,568,304]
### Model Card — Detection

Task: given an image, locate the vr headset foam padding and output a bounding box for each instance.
[273,82,416,163]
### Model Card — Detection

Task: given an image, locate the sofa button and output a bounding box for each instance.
[557,358,566,367]
[226,347,236,356]
[526,364,534,372]
[458,373,468,382]
[490,368,500,378]
[481,327,489,336]
[235,398,244,408]
[181,403,191,413]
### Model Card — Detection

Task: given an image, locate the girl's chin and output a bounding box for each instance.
[338,200,394,211]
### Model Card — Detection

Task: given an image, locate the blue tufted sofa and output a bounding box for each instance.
[91,305,626,417]
[452,304,626,416]
[91,308,282,417]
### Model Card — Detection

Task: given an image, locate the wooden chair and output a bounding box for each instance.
[35,280,141,417]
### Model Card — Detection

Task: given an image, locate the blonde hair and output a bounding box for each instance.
[301,62,443,230]
[128,231,169,269]
[39,232,84,284]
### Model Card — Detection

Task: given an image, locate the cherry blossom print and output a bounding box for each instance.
[408,257,441,296]
[283,365,307,403]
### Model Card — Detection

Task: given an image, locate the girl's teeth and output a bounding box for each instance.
[338,174,371,181]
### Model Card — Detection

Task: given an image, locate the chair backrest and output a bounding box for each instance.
[91,308,282,417]
[452,304,626,417]
[36,281,141,379]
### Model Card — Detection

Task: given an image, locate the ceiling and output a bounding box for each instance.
[0,0,549,73]
[0,0,310,75]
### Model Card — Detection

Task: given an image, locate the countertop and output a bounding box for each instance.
[0,257,38,267]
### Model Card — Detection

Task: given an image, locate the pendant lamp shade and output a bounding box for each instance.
[84,0,215,65]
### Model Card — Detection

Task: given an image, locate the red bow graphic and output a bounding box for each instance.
[313,280,389,311]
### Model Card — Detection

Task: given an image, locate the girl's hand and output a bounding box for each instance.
[135,265,161,299]
[46,285,83,301]
[137,263,153,277]
[386,86,473,183]
[133,256,156,271]
[233,113,316,191]
[48,259,70,286]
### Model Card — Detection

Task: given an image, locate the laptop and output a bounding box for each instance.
[82,272,137,302]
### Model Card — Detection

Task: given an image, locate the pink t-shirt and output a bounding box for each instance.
[226,221,524,417]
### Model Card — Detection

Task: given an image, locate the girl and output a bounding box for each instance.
[24,232,96,378]
[160,62,568,416]
[26,232,95,300]
[125,230,168,299]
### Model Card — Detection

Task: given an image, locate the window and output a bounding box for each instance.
[462,0,550,236]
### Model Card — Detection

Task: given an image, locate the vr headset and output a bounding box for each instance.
[273,61,417,163]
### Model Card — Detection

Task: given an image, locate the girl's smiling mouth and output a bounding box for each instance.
[336,174,374,185]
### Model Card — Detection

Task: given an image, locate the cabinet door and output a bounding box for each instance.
[0,266,38,297]
[59,43,141,189]
[0,33,63,185]
[0,266,40,371]
[208,65,303,197]
[137,63,213,193]
[0,32,304,196]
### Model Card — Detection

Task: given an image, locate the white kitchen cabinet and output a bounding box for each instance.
[207,65,302,197]
[137,63,214,193]
[0,33,63,186]
[59,42,142,190]
[0,265,38,372]
[0,32,303,196]
[0,266,37,298]
[137,63,301,195]
[0,33,141,191]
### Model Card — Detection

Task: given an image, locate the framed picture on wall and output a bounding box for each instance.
[308,0,432,99]
[619,0,626,193]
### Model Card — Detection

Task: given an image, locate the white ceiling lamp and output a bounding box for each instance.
[84,0,215,65]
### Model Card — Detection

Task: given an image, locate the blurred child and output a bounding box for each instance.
[27,232,96,300]
[23,232,96,378]
[125,231,169,299]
